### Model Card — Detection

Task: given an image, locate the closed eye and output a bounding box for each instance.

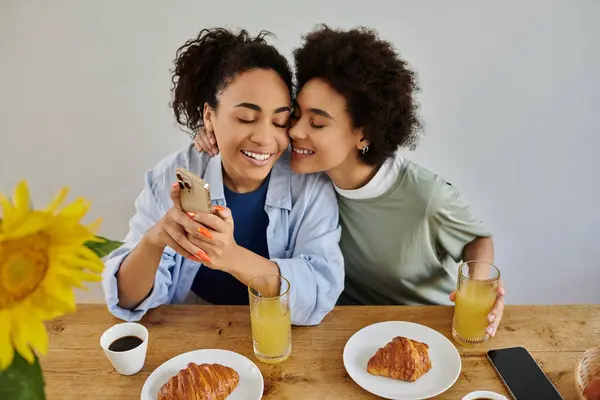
[238,118,255,124]
[273,122,287,128]
[310,120,325,129]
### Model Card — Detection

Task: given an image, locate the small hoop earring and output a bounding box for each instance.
[361,146,369,155]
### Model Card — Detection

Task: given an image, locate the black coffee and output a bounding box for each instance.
[108,335,143,352]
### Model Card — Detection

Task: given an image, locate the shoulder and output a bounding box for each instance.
[402,161,470,218]
[401,160,451,204]
[145,145,210,189]
[271,150,335,204]
[290,170,334,204]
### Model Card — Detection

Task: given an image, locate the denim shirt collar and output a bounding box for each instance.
[203,151,292,211]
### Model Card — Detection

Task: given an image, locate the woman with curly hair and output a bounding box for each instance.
[195,25,505,337]
[102,28,344,326]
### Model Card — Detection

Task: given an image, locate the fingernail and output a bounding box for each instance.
[488,314,495,322]
[212,206,224,212]
[210,138,215,144]
[172,183,178,188]
[187,212,196,218]
[196,249,212,263]
[198,227,213,239]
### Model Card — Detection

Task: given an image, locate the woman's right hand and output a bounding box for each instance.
[143,183,212,264]
[193,127,219,156]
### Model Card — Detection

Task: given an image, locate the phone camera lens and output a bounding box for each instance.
[176,173,182,181]
[184,182,191,190]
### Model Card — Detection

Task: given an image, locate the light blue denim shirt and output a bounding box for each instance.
[102,145,344,326]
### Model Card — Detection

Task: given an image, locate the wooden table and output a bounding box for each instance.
[43,305,599,399]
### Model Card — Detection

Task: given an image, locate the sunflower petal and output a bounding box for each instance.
[28,291,72,320]
[0,193,17,230]
[73,244,105,262]
[47,266,97,289]
[11,316,35,364]
[26,318,48,356]
[45,187,69,214]
[86,218,102,234]
[46,221,95,245]
[5,212,49,239]
[60,255,104,273]
[13,180,31,215]
[84,235,106,243]
[0,311,14,370]
[58,198,90,220]
[65,270,102,284]
[40,280,76,313]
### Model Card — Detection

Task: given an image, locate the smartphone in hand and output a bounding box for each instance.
[175,168,212,214]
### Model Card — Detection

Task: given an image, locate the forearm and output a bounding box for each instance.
[463,236,495,279]
[116,236,164,309]
[229,245,280,296]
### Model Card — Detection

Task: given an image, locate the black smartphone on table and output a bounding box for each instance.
[487,347,563,400]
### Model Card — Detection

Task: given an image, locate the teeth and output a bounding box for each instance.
[242,150,272,161]
[293,147,314,155]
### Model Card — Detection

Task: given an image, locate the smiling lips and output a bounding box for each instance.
[242,150,273,161]
[241,149,275,165]
[292,146,315,156]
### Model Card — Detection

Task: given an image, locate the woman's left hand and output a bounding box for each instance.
[449,281,505,337]
[184,206,242,272]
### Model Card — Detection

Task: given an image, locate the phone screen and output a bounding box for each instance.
[487,347,563,400]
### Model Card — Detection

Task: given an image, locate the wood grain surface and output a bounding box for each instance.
[43,305,600,399]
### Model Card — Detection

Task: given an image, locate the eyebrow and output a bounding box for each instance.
[235,103,291,114]
[292,102,334,120]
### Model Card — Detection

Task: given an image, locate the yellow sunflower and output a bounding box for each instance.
[0,181,105,369]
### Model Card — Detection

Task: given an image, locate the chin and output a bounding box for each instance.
[245,168,271,182]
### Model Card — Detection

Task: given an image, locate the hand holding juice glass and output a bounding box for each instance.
[248,274,292,364]
[452,261,500,346]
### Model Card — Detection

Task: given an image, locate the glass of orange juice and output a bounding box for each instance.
[248,274,291,364]
[452,261,500,347]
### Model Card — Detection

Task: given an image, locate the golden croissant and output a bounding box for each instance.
[158,362,239,400]
[367,336,432,382]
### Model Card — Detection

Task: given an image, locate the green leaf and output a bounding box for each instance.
[84,235,123,258]
[0,352,45,400]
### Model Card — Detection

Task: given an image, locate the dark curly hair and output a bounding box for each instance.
[171,28,293,137]
[294,25,422,165]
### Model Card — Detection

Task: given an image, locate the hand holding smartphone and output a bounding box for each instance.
[175,168,212,214]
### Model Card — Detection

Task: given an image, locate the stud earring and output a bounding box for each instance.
[361,146,369,155]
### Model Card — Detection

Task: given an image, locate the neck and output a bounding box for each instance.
[221,162,263,193]
[327,154,380,190]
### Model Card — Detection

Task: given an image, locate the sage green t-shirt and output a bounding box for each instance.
[337,159,491,306]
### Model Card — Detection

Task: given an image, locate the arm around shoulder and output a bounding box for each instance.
[273,174,344,326]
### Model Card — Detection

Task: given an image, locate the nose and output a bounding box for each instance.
[289,121,307,140]
[248,120,278,146]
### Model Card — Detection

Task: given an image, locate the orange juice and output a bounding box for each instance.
[250,299,291,364]
[452,280,497,346]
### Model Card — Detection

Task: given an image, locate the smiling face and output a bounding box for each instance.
[203,68,291,192]
[289,78,367,175]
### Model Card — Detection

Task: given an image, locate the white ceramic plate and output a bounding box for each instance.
[141,349,263,400]
[343,321,461,400]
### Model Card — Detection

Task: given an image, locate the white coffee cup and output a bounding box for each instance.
[462,390,508,400]
[100,322,149,375]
